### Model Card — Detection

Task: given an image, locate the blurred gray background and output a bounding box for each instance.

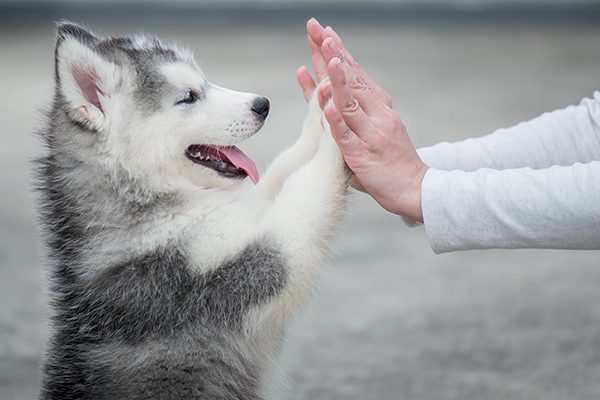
[1,0,600,399]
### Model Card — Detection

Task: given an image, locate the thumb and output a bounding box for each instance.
[296,65,316,102]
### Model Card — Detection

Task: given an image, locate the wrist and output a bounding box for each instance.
[404,161,428,222]
[383,161,428,222]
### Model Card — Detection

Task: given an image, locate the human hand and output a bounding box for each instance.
[321,55,428,222]
[296,18,392,108]
[297,18,396,194]
[299,20,428,221]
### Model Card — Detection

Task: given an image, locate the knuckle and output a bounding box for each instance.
[385,112,404,131]
[384,93,393,106]
[341,128,354,141]
[342,97,360,114]
[378,90,392,107]
[392,121,406,135]
[348,75,370,91]
[333,125,353,143]
[391,116,403,129]
[363,137,381,153]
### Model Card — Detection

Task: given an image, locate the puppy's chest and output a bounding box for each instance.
[184,204,270,272]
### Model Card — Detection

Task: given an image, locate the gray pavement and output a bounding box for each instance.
[1,15,600,400]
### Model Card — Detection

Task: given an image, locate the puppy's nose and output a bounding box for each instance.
[251,97,270,119]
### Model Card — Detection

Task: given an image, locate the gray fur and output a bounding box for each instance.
[36,22,288,399]
[56,21,181,113]
[38,244,285,400]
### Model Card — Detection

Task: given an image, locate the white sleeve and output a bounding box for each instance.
[417,91,600,171]
[422,163,600,253]
[411,92,600,252]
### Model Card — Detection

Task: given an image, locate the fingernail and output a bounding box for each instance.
[333,57,343,70]
[324,37,335,52]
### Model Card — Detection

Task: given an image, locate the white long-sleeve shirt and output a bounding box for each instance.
[414,91,600,254]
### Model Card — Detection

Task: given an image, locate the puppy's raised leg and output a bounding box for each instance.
[258,88,325,199]
[259,106,351,323]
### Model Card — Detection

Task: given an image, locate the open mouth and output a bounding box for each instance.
[185,144,260,184]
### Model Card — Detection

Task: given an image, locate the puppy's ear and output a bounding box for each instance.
[55,22,121,131]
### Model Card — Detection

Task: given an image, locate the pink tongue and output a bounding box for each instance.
[218,146,260,184]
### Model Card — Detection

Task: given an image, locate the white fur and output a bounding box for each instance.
[58,37,348,398]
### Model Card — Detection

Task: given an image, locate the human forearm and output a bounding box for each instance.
[422,161,600,253]
[419,92,600,172]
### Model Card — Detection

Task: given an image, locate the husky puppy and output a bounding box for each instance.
[35,22,349,399]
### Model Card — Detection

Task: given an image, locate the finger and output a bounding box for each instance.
[296,65,316,102]
[323,101,363,156]
[323,27,371,84]
[306,17,325,46]
[325,28,392,106]
[308,35,328,82]
[322,27,356,65]
[320,35,371,93]
[328,57,371,136]
[327,58,380,138]
[322,27,393,108]
[317,81,332,110]
[321,37,383,116]
[319,33,341,65]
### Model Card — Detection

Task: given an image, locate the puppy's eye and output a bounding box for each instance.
[177,90,199,105]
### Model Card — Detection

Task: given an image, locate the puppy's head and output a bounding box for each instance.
[53,22,268,193]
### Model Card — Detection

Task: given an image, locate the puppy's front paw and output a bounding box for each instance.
[319,118,352,180]
[302,79,329,138]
